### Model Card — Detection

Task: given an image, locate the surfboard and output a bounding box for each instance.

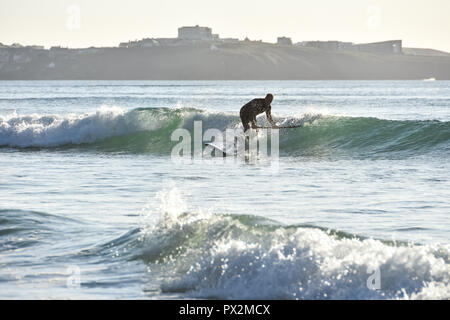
[256,125,303,129]
[204,142,233,157]
[204,125,300,157]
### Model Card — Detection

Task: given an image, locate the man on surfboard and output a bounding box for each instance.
[240,93,278,132]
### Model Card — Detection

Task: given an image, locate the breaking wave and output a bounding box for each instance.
[95,188,450,300]
[1,106,448,157]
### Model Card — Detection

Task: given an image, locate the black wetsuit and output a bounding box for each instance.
[240,98,276,132]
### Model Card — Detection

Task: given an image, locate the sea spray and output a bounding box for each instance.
[129,188,450,299]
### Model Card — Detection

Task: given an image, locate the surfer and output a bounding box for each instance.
[240,93,278,132]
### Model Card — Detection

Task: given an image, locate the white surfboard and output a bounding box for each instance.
[204,142,234,157]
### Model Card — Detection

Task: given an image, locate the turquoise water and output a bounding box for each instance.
[0,81,449,299]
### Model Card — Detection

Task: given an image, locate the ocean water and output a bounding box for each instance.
[0,80,449,299]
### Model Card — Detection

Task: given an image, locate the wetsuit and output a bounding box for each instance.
[240,98,276,132]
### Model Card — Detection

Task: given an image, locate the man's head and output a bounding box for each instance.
[265,93,274,105]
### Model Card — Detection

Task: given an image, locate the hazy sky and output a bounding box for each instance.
[1,0,450,52]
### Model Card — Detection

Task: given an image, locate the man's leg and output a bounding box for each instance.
[251,117,259,133]
[251,118,258,129]
[240,112,250,132]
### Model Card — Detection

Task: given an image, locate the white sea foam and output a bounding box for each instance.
[0,106,238,148]
[139,188,450,300]
[0,106,136,147]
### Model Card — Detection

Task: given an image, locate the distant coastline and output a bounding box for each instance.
[2,25,450,80]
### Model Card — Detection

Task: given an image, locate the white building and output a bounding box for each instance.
[277,37,292,46]
[119,38,160,48]
[178,25,213,41]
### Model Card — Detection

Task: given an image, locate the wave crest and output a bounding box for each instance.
[1,107,448,157]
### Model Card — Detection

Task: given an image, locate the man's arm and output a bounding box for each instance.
[266,106,278,128]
